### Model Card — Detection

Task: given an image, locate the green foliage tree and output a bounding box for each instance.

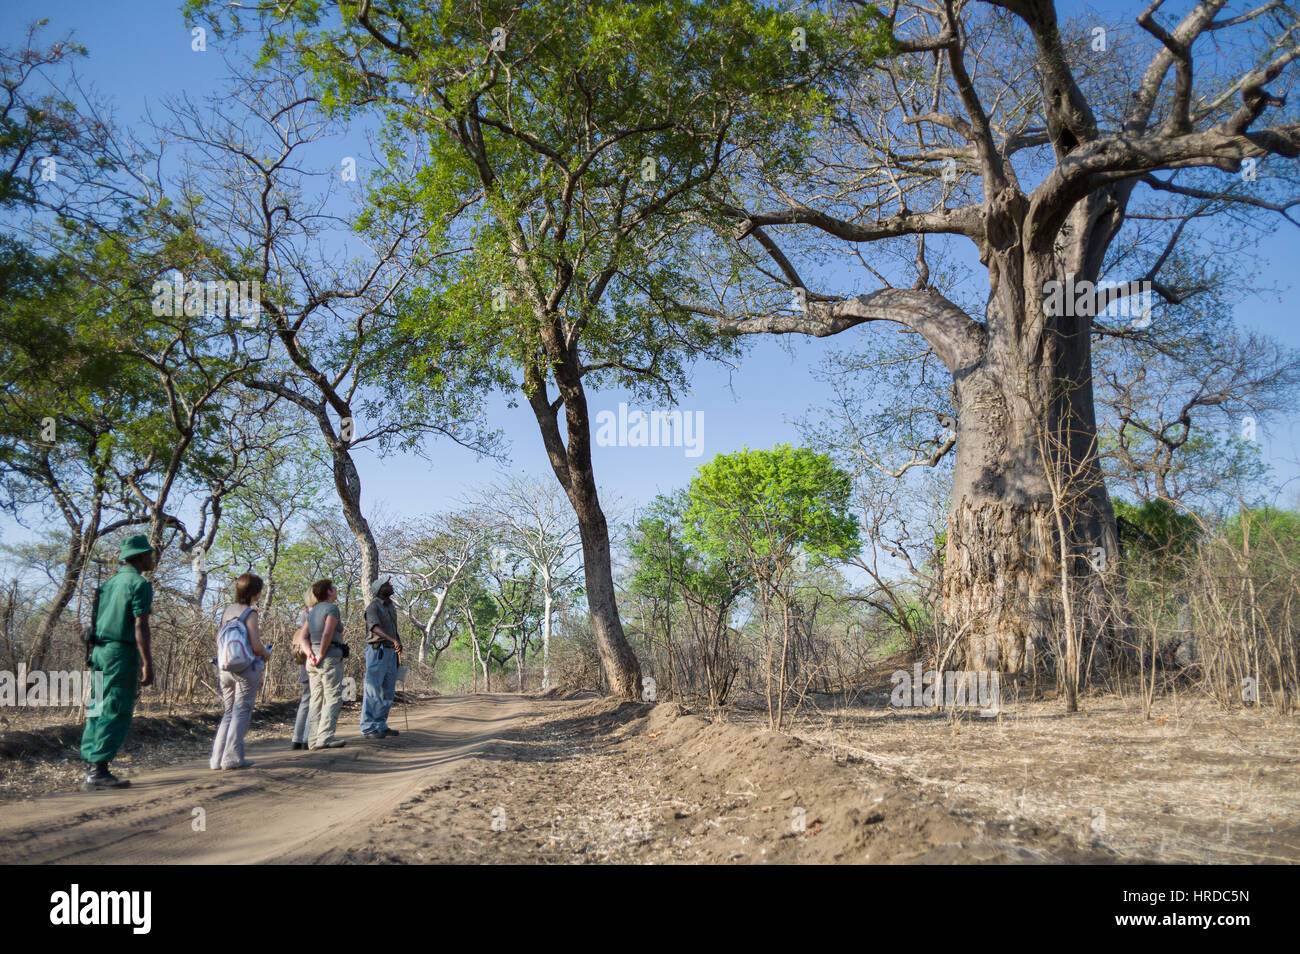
[1114,498,1201,564]
[210,424,328,614]
[684,445,859,569]
[627,490,751,705]
[682,444,858,725]
[453,550,544,692]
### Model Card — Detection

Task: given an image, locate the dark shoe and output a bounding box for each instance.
[362,731,383,739]
[382,728,400,737]
[82,763,130,791]
[321,739,346,748]
[292,742,307,750]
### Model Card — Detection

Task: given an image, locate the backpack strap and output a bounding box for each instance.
[237,606,255,624]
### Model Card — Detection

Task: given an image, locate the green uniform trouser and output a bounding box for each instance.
[80,641,140,764]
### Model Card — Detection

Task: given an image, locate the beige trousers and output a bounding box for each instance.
[306,653,345,749]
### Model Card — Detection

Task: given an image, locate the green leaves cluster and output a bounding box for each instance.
[185,0,893,403]
[683,443,859,573]
[1113,498,1201,563]
[627,489,748,607]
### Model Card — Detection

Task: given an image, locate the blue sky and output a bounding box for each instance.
[2,0,1298,559]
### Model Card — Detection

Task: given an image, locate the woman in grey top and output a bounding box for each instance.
[304,578,347,749]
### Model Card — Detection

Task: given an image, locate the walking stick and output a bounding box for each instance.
[396,645,409,733]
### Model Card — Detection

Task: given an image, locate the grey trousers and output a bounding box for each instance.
[293,667,311,743]
[211,664,263,769]
[307,653,345,749]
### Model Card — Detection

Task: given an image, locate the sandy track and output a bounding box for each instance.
[0,694,532,864]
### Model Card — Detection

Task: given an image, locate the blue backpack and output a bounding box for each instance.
[217,607,256,673]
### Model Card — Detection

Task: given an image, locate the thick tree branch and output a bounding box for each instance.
[710,287,985,374]
[724,199,985,244]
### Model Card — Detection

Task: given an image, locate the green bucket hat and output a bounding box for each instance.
[120,534,155,561]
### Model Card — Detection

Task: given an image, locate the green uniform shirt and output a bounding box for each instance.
[95,565,153,643]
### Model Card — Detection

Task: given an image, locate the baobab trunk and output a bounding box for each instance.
[943,367,1057,673]
[943,250,1121,676]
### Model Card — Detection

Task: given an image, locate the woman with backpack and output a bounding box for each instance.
[289,588,317,750]
[210,573,271,770]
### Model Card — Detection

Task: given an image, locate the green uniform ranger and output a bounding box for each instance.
[80,534,156,790]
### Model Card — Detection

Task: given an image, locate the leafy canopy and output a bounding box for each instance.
[682,444,860,573]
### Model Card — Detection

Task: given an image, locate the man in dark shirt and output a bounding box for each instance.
[361,578,403,739]
[80,534,155,790]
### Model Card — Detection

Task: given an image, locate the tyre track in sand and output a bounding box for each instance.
[0,694,532,864]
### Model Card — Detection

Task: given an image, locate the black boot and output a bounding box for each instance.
[82,761,130,791]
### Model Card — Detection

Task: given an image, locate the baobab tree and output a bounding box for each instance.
[703,0,1300,674]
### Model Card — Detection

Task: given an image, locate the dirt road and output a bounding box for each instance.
[0,694,532,864]
[10,691,1263,864]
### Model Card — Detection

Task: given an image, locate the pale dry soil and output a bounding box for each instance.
[767,688,1300,864]
[0,690,1294,863]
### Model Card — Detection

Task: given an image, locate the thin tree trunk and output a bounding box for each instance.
[332,445,379,596]
[28,527,90,671]
[776,595,792,731]
[1050,480,1080,712]
[414,593,448,669]
[541,586,553,691]
[525,360,641,699]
